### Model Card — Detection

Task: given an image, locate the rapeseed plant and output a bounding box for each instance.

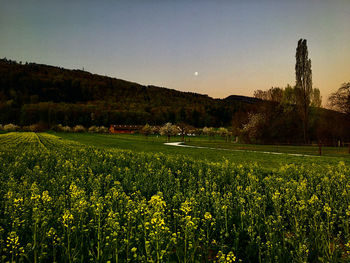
[0,132,349,262]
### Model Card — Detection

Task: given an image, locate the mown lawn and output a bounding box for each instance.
[186,137,349,157]
[53,132,350,169]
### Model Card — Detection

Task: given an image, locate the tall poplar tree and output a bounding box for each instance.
[295,39,312,144]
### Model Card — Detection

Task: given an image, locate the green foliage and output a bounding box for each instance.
[1,132,350,262]
[254,85,321,108]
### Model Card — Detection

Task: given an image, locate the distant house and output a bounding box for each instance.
[109,125,143,134]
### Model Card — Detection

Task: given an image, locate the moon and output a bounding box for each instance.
[194,71,199,76]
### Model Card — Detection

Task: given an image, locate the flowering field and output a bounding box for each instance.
[1,132,350,262]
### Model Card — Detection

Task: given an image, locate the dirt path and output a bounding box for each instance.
[164,142,320,157]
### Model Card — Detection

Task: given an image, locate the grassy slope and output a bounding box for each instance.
[52,132,349,169]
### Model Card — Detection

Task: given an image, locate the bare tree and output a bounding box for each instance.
[254,90,268,100]
[328,82,350,115]
[295,39,313,144]
[328,83,350,154]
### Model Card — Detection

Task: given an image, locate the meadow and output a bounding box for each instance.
[0,132,350,262]
[56,132,350,169]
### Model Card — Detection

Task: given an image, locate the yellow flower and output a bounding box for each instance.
[204,212,212,220]
[308,194,318,205]
[346,205,350,216]
[62,210,74,227]
[226,251,236,262]
[41,190,52,203]
[323,203,331,216]
[180,200,192,215]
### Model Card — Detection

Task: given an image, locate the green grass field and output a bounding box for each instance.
[186,138,349,157]
[54,132,349,169]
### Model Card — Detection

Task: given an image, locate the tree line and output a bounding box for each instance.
[1,38,349,145]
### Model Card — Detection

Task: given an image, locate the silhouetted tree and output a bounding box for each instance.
[328,82,350,115]
[311,88,322,107]
[282,85,297,105]
[295,39,313,144]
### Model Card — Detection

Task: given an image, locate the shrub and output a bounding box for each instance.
[73,125,86,133]
[3,123,19,131]
[61,125,72,132]
[97,126,109,133]
[88,126,108,133]
[88,126,98,133]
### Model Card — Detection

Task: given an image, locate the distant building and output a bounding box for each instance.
[109,125,143,134]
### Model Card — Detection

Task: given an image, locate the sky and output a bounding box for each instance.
[1,0,349,100]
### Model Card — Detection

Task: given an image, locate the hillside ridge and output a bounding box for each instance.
[0,58,257,127]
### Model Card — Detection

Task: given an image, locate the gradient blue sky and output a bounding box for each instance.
[1,0,349,100]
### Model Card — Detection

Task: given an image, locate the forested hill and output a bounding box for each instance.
[0,59,257,127]
[224,95,261,104]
